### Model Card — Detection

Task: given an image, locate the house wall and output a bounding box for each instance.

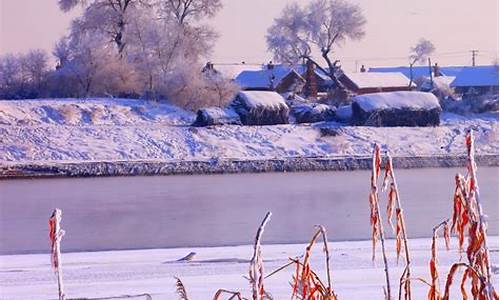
[357,86,413,95]
[276,72,305,94]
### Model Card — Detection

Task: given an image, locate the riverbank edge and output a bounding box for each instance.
[0,154,498,179]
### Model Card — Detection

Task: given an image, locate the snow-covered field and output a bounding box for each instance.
[1,237,498,299]
[0,98,498,162]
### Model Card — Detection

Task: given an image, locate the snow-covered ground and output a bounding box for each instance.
[0,98,498,162]
[1,237,498,299]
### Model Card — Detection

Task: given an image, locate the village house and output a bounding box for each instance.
[235,65,306,93]
[234,62,334,95]
[450,65,499,95]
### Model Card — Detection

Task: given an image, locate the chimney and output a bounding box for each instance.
[267,61,274,70]
[433,63,441,77]
[304,59,318,99]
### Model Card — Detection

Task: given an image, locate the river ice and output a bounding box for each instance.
[1,237,498,299]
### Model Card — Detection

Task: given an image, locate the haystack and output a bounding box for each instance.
[192,107,242,126]
[291,103,336,124]
[352,91,441,127]
[231,91,289,125]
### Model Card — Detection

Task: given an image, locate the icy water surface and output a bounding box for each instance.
[0,167,498,254]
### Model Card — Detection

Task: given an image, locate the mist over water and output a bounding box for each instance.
[0,167,498,255]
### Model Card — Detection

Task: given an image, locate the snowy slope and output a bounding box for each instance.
[1,237,498,300]
[0,98,498,162]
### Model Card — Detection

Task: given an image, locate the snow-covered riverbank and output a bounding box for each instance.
[1,237,498,300]
[0,98,498,176]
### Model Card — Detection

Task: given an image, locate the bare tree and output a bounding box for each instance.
[408,38,435,86]
[266,0,366,92]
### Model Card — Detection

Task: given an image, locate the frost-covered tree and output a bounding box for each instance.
[408,38,435,85]
[266,3,311,65]
[125,7,215,99]
[0,50,50,99]
[0,54,22,98]
[266,0,366,90]
[158,0,222,24]
[52,33,140,97]
[22,50,50,91]
[161,65,239,111]
[58,0,150,54]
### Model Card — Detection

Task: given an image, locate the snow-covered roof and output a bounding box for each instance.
[368,66,465,80]
[420,76,455,91]
[212,64,263,80]
[343,72,413,89]
[235,68,301,90]
[353,91,441,112]
[237,91,287,109]
[450,65,499,87]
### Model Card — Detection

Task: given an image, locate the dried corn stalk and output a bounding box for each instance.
[49,208,66,300]
[213,289,243,300]
[428,220,450,300]
[438,131,499,300]
[291,225,337,300]
[368,144,392,300]
[249,212,272,300]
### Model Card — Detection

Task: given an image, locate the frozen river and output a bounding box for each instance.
[0,167,498,254]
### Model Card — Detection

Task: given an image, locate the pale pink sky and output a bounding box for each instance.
[1,0,498,71]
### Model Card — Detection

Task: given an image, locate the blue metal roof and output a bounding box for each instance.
[368,66,465,80]
[450,65,499,87]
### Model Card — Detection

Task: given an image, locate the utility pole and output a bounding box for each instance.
[471,50,478,66]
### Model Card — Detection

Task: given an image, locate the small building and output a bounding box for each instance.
[234,63,334,95]
[339,72,415,95]
[235,67,305,94]
[230,91,289,125]
[351,91,441,127]
[450,65,499,95]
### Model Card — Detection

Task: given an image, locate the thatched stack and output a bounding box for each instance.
[291,103,336,124]
[231,91,289,125]
[192,107,242,126]
[352,91,441,127]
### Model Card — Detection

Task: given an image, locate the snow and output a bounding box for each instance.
[236,91,288,109]
[0,98,497,162]
[450,65,499,87]
[1,237,498,299]
[0,98,194,126]
[353,91,441,112]
[199,107,240,120]
[343,72,414,88]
